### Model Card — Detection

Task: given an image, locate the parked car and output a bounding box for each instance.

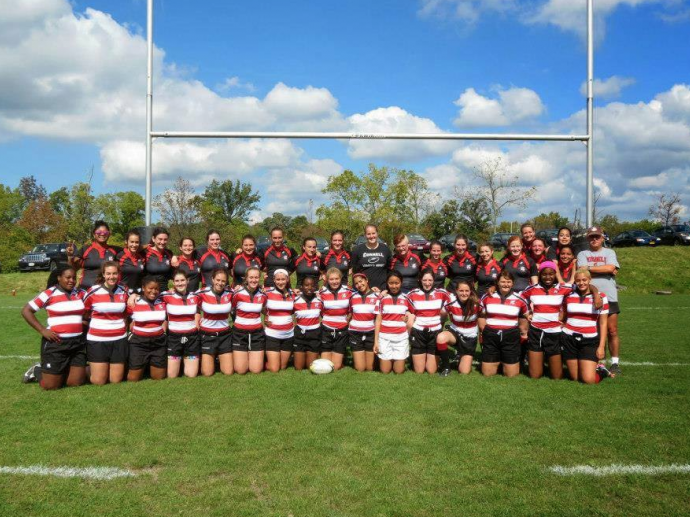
[439,234,477,252]
[536,229,559,247]
[612,230,659,247]
[489,233,518,250]
[18,242,69,272]
[353,235,387,248]
[652,224,690,246]
[407,234,431,256]
[315,237,330,254]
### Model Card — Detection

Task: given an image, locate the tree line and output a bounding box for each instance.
[0,162,684,273]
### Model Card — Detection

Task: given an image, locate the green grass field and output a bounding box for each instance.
[0,248,689,516]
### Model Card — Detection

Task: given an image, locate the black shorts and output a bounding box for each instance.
[167,332,200,357]
[527,327,562,358]
[410,327,440,355]
[447,327,477,356]
[321,325,349,354]
[41,336,86,375]
[561,333,599,362]
[481,327,520,364]
[265,335,295,352]
[200,330,232,355]
[129,334,167,369]
[232,327,265,352]
[294,327,321,353]
[608,302,621,315]
[349,330,374,352]
[87,337,129,364]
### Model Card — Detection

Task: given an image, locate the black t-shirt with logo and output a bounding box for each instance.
[351,243,392,291]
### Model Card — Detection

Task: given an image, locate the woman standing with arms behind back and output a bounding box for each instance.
[67,220,121,290]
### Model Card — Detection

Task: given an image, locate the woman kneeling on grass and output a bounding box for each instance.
[520,261,573,380]
[319,267,354,370]
[293,276,323,370]
[264,269,296,372]
[83,262,129,385]
[478,270,529,377]
[126,276,167,382]
[348,273,379,372]
[407,269,451,375]
[22,265,87,389]
[197,267,233,376]
[232,266,268,374]
[162,270,201,378]
[562,268,611,384]
[436,280,480,376]
[374,271,414,374]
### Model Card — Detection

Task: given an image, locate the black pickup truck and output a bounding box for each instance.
[18,243,69,272]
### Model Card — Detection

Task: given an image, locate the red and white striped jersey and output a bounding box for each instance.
[407,288,450,331]
[128,298,166,337]
[521,283,572,333]
[29,286,86,339]
[319,286,354,330]
[563,292,609,338]
[293,295,323,331]
[444,294,480,338]
[197,287,233,333]
[232,287,267,332]
[375,293,413,338]
[161,290,200,334]
[264,287,296,339]
[348,291,380,333]
[83,284,129,342]
[480,292,529,330]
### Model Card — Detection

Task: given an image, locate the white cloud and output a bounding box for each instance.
[417,0,518,24]
[215,76,255,93]
[347,106,457,161]
[454,87,545,127]
[580,76,636,99]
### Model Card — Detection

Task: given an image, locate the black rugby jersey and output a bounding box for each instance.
[390,252,423,293]
[263,245,297,288]
[444,251,478,292]
[77,242,121,289]
[231,252,262,286]
[117,249,145,291]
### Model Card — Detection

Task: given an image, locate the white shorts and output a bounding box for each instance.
[377,335,409,361]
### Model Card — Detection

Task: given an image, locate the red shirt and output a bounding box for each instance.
[264,287,296,339]
[480,291,529,331]
[29,286,86,339]
[375,293,413,337]
[407,288,450,331]
[83,284,128,341]
[348,291,379,333]
[127,298,166,337]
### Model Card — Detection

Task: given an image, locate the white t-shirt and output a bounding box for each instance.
[577,247,620,302]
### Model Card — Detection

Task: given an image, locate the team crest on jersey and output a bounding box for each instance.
[313,265,319,270]
[439,270,445,276]
[491,273,497,278]
[519,266,526,272]
[466,264,472,269]
[343,260,348,266]
[412,263,417,269]
[108,257,114,261]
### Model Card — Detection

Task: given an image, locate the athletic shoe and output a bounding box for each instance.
[596,363,611,381]
[437,368,451,378]
[609,363,621,377]
[22,363,40,384]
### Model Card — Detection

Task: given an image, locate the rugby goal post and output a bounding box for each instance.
[144,0,595,229]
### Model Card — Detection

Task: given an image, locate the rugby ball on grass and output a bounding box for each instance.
[309,359,334,375]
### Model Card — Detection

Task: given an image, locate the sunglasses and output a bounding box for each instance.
[95,231,110,236]
[588,235,603,239]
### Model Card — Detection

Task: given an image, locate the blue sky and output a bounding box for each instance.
[1,0,689,222]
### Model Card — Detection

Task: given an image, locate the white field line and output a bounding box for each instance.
[0,306,23,309]
[625,307,690,310]
[620,361,690,366]
[0,355,39,360]
[0,465,136,480]
[550,464,690,476]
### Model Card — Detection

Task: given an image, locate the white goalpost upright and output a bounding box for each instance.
[144,0,595,228]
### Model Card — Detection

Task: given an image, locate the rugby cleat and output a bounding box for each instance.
[22,363,40,384]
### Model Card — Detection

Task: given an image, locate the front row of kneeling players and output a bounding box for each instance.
[22,258,610,389]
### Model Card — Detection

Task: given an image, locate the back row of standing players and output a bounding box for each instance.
[66,220,587,295]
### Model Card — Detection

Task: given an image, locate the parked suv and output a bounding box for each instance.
[652,224,690,246]
[536,229,559,247]
[18,243,69,272]
[489,233,518,250]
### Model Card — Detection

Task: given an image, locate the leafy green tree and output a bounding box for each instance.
[98,191,145,240]
[424,200,462,238]
[18,175,47,209]
[0,184,24,226]
[18,196,67,243]
[458,194,492,239]
[531,212,569,230]
[393,170,438,232]
[199,179,261,226]
[153,177,200,243]
[65,182,99,245]
[49,187,70,216]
